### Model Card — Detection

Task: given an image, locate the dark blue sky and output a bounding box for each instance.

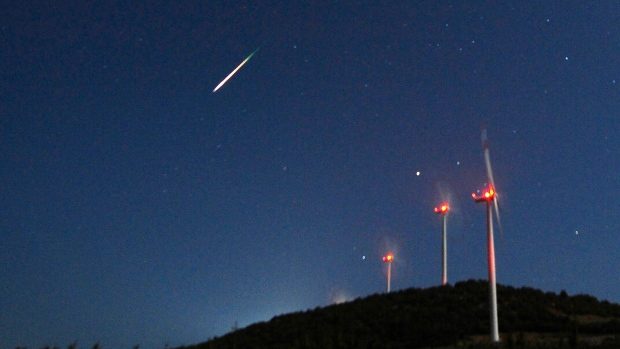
[1,2,619,348]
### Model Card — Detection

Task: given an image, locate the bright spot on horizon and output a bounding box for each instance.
[575,230,579,235]
[416,171,421,176]
[456,161,460,166]
[330,290,351,304]
[362,255,366,260]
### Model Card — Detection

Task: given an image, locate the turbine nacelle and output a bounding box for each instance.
[433,203,450,215]
[472,186,496,203]
[382,253,394,263]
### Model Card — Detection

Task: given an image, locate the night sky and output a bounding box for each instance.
[2,2,619,348]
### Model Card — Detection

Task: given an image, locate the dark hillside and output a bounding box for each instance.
[181,280,620,349]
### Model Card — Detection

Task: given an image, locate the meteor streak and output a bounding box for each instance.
[212,48,259,93]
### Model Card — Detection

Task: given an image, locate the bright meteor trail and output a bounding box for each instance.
[212,48,259,93]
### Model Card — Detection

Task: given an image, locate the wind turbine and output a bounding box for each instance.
[382,253,394,293]
[472,187,500,343]
[434,203,449,286]
[472,127,503,343]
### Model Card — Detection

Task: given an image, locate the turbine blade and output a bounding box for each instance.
[493,196,504,237]
[213,48,259,93]
[481,128,496,188]
[481,127,504,237]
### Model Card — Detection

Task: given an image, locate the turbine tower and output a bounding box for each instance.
[434,203,449,286]
[472,186,500,343]
[382,253,394,293]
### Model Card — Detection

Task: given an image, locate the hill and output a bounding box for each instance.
[180,280,620,349]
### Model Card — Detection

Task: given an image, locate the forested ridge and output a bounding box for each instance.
[181,280,620,349]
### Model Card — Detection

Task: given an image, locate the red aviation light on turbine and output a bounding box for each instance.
[382,254,394,263]
[434,203,450,215]
[472,186,496,203]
